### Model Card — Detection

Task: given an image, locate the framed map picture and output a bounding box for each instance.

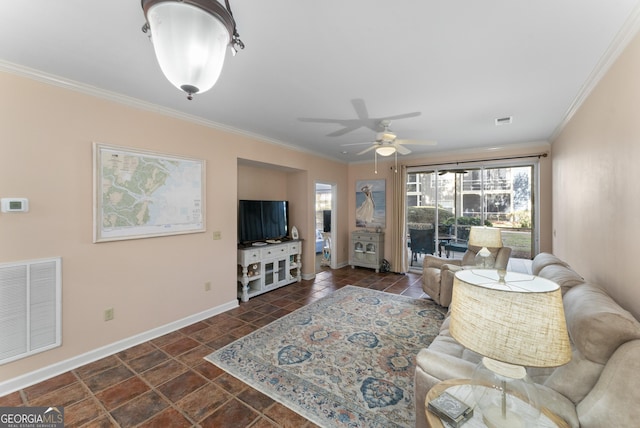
[93,143,205,242]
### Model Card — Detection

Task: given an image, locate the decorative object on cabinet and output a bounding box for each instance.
[237,240,302,302]
[355,179,385,228]
[350,231,384,272]
[291,225,299,239]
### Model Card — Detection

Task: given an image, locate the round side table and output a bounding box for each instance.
[425,379,570,428]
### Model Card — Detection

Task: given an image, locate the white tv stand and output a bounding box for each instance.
[237,240,302,302]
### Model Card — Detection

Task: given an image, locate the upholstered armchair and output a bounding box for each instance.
[422,245,512,307]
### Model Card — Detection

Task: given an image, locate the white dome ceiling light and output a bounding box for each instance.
[141,0,245,100]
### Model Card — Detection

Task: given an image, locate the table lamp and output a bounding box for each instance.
[468,226,502,267]
[449,269,571,428]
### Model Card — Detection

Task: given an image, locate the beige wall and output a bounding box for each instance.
[0,72,348,385]
[552,31,640,319]
[237,163,290,200]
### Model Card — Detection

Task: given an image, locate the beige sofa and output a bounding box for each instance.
[414,253,640,428]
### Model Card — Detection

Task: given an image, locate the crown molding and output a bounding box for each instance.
[550,4,640,141]
[0,60,345,164]
[347,140,550,167]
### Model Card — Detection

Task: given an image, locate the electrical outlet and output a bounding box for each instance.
[204,282,211,291]
[104,308,114,321]
[212,231,222,240]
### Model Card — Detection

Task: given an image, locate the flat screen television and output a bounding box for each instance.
[323,210,331,232]
[238,200,289,244]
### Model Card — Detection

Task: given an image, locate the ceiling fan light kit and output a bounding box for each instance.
[141,0,245,100]
[347,120,436,173]
[375,146,396,156]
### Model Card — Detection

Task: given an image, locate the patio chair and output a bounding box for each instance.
[409,228,436,266]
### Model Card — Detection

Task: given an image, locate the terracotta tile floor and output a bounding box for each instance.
[0,266,428,427]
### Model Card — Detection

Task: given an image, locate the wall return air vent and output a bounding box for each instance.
[0,257,62,365]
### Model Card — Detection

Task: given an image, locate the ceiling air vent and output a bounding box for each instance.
[495,116,513,126]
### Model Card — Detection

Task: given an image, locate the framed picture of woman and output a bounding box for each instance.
[355,179,385,228]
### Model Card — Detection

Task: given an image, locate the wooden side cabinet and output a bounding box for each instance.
[237,240,301,302]
[350,231,384,272]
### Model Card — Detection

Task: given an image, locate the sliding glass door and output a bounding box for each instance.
[406,163,536,270]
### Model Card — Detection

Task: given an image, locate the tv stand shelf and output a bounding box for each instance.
[237,240,302,302]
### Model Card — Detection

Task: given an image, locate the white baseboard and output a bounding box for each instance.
[0,299,239,396]
[303,262,349,280]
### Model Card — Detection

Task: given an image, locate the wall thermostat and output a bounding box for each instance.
[1,198,29,213]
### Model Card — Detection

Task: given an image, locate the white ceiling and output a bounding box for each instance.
[1,1,640,162]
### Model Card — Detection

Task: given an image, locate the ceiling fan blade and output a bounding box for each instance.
[351,98,369,120]
[396,139,437,146]
[298,118,361,136]
[395,144,411,155]
[298,117,341,124]
[325,126,362,137]
[356,146,377,155]
[341,141,374,147]
[384,111,421,121]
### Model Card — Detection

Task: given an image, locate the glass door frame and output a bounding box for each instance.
[406,159,540,270]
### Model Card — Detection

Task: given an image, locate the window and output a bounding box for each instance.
[406,162,537,270]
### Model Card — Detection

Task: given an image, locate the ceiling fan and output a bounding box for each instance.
[299,99,421,137]
[343,120,437,157]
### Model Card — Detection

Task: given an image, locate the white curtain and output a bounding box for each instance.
[390,165,408,273]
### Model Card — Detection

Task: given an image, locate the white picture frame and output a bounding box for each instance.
[291,225,299,239]
[93,143,205,242]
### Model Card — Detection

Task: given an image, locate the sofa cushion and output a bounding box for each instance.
[415,348,477,384]
[563,283,640,364]
[543,348,604,404]
[576,340,640,428]
[531,252,569,275]
[537,264,584,295]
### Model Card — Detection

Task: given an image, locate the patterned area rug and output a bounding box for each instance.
[205,286,446,427]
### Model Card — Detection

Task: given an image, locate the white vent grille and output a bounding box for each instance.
[495,116,513,126]
[0,257,61,365]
